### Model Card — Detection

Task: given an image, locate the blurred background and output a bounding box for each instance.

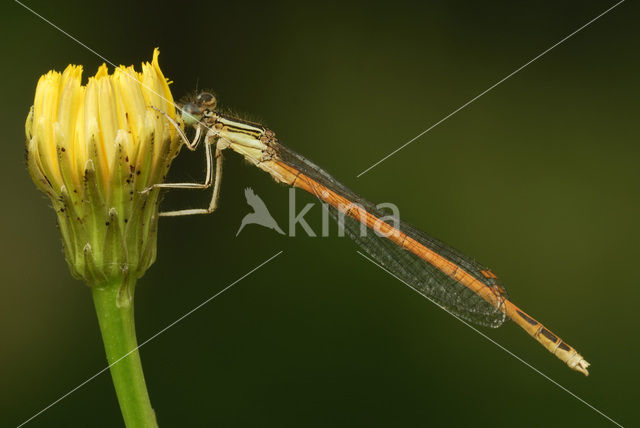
[1,0,638,426]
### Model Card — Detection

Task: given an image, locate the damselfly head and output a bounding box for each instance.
[180,92,216,127]
[181,92,217,128]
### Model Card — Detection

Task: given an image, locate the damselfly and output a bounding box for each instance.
[150,92,590,376]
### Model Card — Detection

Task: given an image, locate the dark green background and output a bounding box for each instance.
[1,1,637,426]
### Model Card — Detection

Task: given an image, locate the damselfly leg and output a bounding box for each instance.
[144,106,224,217]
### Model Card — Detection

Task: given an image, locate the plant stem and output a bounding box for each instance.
[92,277,157,428]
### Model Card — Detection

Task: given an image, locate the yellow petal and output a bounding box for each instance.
[56,65,84,188]
[97,70,118,175]
[84,76,108,185]
[33,71,63,190]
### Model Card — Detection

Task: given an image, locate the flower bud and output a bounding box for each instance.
[26,49,181,288]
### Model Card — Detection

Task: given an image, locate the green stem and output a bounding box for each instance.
[92,277,157,428]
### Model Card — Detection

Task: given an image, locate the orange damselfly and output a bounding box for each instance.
[150,92,590,376]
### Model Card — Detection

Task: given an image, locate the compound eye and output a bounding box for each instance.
[197,92,216,108]
[181,103,203,127]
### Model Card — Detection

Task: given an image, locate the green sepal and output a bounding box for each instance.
[83,243,109,287]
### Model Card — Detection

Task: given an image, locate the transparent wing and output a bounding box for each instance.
[274,143,507,328]
[331,205,506,327]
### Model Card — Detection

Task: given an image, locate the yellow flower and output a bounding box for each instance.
[25,49,181,288]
